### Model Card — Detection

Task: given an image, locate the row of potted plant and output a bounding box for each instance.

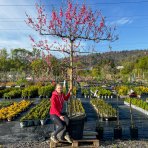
[0,101,13,109]
[115,85,148,96]
[3,89,22,99]
[0,100,32,121]
[91,98,117,119]
[0,88,17,98]
[0,82,16,87]
[81,88,90,96]
[38,85,55,98]
[125,98,148,111]
[115,85,129,96]
[1,84,55,99]
[71,99,85,115]
[20,99,50,127]
[133,86,148,95]
[22,85,39,98]
[91,87,112,96]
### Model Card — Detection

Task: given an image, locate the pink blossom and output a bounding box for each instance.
[100,22,104,28]
[38,7,43,14]
[60,8,63,17]
[81,5,86,14]
[52,11,57,20]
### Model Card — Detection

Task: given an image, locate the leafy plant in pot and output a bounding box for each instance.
[129,94,138,140]
[114,92,122,139]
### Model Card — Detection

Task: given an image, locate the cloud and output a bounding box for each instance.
[111,17,133,25]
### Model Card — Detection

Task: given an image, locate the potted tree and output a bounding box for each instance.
[96,120,104,140]
[26,0,116,140]
[114,91,122,139]
[129,91,138,140]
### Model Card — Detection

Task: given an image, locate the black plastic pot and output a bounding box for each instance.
[33,120,41,126]
[96,127,104,140]
[114,127,122,139]
[68,115,85,140]
[27,120,34,127]
[20,121,28,128]
[130,126,138,140]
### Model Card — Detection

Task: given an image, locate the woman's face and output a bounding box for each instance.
[56,85,63,94]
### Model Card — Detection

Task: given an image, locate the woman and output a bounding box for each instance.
[50,83,72,143]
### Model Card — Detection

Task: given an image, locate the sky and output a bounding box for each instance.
[0,0,148,55]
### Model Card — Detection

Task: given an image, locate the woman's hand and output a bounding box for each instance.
[68,86,72,92]
[60,116,65,121]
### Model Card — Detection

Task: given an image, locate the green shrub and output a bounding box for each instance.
[0,101,13,109]
[82,88,89,95]
[3,89,22,99]
[0,88,16,98]
[116,86,129,96]
[91,87,112,96]
[38,85,54,98]
[22,86,39,98]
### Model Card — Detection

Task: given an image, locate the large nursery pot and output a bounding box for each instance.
[68,115,85,140]
[114,126,122,139]
[96,127,104,140]
[130,126,138,140]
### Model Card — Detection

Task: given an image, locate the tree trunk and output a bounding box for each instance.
[69,40,74,116]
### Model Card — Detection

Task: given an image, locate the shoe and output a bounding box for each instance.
[64,135,72,143]
[51,135,59,143]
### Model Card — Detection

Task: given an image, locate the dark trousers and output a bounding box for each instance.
[50,114,69,138]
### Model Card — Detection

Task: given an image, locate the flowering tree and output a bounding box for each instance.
[26,0,117,115]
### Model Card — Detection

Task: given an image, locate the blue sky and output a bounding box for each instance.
[0,0,148,55]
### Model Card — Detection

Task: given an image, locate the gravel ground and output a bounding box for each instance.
[1,140,148,148]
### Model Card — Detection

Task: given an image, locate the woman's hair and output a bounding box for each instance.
[55,83,63,89]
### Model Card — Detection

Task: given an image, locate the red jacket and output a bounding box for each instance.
[50,90,70,117]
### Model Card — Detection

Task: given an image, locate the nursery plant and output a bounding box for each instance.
[20,99,50,121]
[0,101,13,109]
[0,100,32,121]
[91,98,117,119]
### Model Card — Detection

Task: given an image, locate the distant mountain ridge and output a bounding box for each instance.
[77,49,148,67]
